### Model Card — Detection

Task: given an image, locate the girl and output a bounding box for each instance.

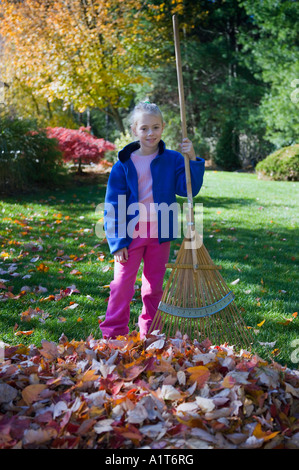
[100,101,205,339]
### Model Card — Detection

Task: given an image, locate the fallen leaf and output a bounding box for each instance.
[277,312,297,325]
[196,396,215,413]
[94,419,114,434]
[37,263,49,272]
[63,302,79,310]
[22,384,47,405]
[253,423,280,442]
[0,330,298,449]
[0,383,18,404]
[159,384,181,401]
[186,366,210,389]
[14,329,34,336]
[23,427,57,445]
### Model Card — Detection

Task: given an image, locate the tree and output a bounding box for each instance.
[145,0,269,168]
[46,127,115,173]
[240,0,299,147]
[0,0,164,133]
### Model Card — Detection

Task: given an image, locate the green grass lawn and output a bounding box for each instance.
[0,170,298,368]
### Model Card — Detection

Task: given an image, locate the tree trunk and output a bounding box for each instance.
[78,157,83,174]
[109,105,125,135]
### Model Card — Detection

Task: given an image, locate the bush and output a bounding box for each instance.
[0,116,65,193]
[46,127,115,173]
[256,144,299,181]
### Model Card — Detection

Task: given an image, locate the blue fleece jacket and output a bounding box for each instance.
[103,140,205,254]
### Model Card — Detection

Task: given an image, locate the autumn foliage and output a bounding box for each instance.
[0,0,164,131]
[1,331,299,449]
[46,127,115,172]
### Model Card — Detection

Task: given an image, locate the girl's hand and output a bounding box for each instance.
[114,247,129,263]
[180,138,196,160]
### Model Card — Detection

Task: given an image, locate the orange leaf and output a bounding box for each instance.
[271,348,280,357]
[14,329,34,336]
[277,313,297,325]
[41,294,55,301]
[37,263,49,272]
[253,422,280,442]
[186,366,210,389]
[75,370,99,389]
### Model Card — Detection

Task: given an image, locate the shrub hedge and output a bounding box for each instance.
[0,116,65,193]
[256,144,299,181]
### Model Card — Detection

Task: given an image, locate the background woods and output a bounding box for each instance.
[0,0,298,169]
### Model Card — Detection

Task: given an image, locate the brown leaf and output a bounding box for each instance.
[22,384,47,405]
[39,340,59,360]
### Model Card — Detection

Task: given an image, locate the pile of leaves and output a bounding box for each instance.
[1,330,299,449]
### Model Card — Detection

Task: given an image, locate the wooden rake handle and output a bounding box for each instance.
[173,15,192,198]
[173,14,198,269]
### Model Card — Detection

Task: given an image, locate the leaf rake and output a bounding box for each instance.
[148,15,253,349]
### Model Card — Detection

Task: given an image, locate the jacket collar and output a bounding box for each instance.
[118,140,165,163]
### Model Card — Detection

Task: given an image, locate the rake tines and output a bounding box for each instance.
[149,238,253,349]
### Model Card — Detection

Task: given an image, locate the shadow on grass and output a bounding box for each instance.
[1,179,298,365]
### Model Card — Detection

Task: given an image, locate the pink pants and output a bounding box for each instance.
[100,223,170,339]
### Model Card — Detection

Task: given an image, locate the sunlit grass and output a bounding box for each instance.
[0,171,298,367]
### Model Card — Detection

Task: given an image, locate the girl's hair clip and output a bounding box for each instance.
[144,100,151,104]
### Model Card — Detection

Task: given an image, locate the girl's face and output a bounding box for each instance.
[132,112,164,155]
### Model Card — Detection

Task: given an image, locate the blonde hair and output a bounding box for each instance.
[129,101,164,130]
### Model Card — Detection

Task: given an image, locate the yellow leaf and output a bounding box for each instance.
[253,422,280,442]
[186,366,210,389]
[257,319,265,327]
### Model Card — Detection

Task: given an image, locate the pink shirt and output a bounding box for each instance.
[131,151,158,234]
